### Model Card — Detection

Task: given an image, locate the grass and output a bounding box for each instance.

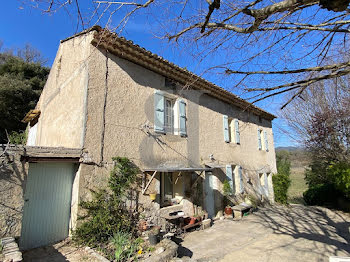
[288,166,308,204]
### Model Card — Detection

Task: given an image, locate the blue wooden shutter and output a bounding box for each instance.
[258,129,262,150]
[225,165,233,192]
[238,166,244,193]
[154,91,165,133]
[234,119,240,144]
[179,99,187,137]
[264,130,269,151]
[223,115,229,142]
[264,173,268,195]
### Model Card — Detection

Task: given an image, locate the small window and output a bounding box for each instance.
[164,98,174,134]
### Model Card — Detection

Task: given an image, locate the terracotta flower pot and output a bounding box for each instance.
[224,206,233,215]
[139,220,148,231]
[189,217,196,225]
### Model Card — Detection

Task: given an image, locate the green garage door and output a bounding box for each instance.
[20,162,76,250]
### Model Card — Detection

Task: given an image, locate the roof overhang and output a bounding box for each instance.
[22,146,82,163]
[86,26,276,121]
[22,109,41,124]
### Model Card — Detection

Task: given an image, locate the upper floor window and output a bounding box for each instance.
[164,98,174,133]
[154,90,187,136]
[223,116,240,144]
[258,128,269,151]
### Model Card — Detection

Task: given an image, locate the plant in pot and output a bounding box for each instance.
[148,226,160,245]
[223,180,233,215]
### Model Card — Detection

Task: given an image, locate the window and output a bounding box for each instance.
[225,165,244,194]
[154,91,187,136]
[258,129,269,151]
[164,98,174,133]
[259,173,270,196]
[223,116,240,144]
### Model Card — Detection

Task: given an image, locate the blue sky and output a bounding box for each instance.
[0,1,298,148]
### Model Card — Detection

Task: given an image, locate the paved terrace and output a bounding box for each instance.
[178,204,350,262]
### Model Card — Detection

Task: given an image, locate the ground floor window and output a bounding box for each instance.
[259,173,271,196]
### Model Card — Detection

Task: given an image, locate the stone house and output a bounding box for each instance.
[5,26,277,250]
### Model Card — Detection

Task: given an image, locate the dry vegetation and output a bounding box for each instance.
[276,148,310,204]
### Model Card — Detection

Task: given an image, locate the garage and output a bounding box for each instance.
[19,162,77,250]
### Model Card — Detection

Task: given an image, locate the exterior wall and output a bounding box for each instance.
[30,33,93,148]
[79,43,277,218]
[32,35,277,222]
[0,145,28,238]
[83,45,276,172]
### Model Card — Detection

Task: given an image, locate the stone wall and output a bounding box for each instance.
[0,145,28,238]
[0,145,82,238]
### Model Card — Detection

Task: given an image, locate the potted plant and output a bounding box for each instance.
[148,226,160,245]
[223,180,233,215]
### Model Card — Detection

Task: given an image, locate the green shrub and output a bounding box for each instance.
[222,179,232,207]
[73,157,139,247]
[272,173,291,204]
[327,162,350,199]
[272,151,291,204]
[8,130,27,144]
[303,184,339,206]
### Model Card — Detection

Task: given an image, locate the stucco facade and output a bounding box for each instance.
[27,28,277,225]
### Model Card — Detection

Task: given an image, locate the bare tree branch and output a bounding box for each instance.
[225,61,350,75]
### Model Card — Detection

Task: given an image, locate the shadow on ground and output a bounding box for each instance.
[23,245,69,262]
[180,204,350,261]
[22,239,95,262]
[254,205,350,252]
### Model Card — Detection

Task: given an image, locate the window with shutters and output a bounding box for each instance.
[223,116,240,144]
[258,128,269,151]
[226,165,244,194]
[164,98,174,134]
[259,173,270,196]
[154,90,187,136]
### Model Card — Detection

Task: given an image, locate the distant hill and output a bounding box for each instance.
[275,146,309,168]
[275,146,304,152]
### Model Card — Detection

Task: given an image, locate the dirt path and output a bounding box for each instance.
[178,204,350,262]
[22,239,100,262]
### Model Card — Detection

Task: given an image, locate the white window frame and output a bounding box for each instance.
[164,97,175,134]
